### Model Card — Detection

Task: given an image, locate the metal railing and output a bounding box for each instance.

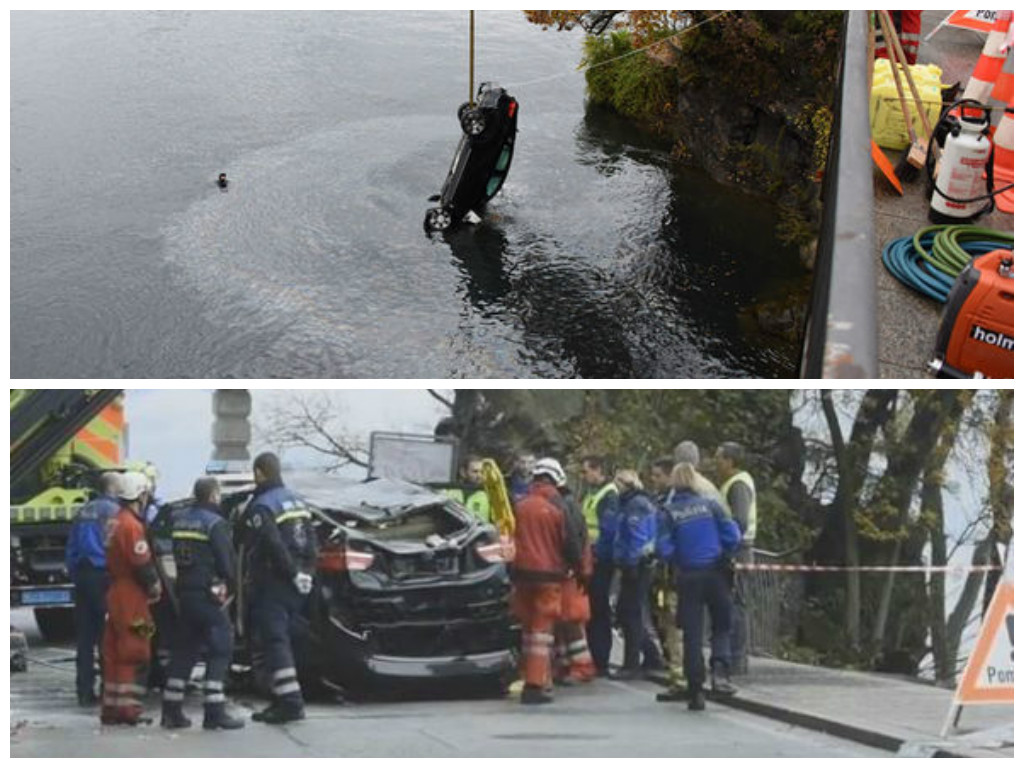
[744,549,804,657]
[801,10,878,378]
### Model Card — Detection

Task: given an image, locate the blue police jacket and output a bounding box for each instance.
[171,502,236,593]
[614,489,659,566]
[245,482,318,582]
[65,495,120,576]
[657,488,741,570]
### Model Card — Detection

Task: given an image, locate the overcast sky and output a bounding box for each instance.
[125,389,450,499]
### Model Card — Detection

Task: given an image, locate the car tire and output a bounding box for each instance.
[424,206,454,234]
[460,108,488,138]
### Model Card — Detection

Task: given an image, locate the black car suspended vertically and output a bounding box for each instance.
[424,83,519,234]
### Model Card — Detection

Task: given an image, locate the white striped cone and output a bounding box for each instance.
[963,11,1013,106]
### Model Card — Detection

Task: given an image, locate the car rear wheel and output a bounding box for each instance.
[460,108,488,138]
[424,206,454,233]
[35,608,75,644]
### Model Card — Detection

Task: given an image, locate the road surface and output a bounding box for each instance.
[11,611,886,758]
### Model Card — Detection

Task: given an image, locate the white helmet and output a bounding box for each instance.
[532,457,567,488]
[141,462,159,492]
[117,471,150,502]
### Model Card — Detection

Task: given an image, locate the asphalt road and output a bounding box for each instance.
[10,610,885,758]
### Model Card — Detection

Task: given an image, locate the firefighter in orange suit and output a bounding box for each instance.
[554,474,596,684]
[101,471,162,726]
[511,458,584,705]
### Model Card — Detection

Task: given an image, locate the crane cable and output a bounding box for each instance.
[469,10,475,107]
[504,10,733,91]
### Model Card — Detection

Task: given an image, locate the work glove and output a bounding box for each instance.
[210,582,228,604]
[293,572,314,595]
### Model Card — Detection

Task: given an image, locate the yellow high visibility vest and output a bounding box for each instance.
[465,489,491,524]
[442,488,465,504]
[720,471,757,543]
[582,482,617,540]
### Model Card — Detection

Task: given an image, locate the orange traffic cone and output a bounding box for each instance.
[992,99,1014,214]
[990,45,1014,110]
[963,11,1013,106]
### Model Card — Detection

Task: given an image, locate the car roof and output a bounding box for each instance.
[288,472,452,520]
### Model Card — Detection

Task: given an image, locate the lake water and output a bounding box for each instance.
[11,11,808,378]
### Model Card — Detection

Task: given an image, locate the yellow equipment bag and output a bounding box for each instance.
[481,458,514,538]
[870,63,944,150]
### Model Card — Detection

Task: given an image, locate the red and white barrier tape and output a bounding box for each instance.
[734,564,1002,574]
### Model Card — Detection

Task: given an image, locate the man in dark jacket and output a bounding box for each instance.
[65,472,121,706]
[161,477,244,731]
[581,455,619,676]
[658,462,741,711]
[511,458,576,704]
[242,452,318,724]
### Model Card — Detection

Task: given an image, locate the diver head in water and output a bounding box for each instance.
[217,173,228,189]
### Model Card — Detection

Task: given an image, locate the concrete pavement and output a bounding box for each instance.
[9,618,883,758]
[669,656,1013,758]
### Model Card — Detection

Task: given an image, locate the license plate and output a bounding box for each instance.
[21,589,72,606]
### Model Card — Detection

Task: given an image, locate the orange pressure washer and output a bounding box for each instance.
[930,250,1014,378]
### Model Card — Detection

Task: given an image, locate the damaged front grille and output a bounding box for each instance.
[372,618,513,658]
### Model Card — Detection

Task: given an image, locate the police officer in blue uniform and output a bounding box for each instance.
[658,461,741,711]
[161,477,244,730]
[65,472,122,706]
[243,452,318,725]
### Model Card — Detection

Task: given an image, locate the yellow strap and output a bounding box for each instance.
[481,458,515,536]
[172,530,209,542]
[275,510,312,525]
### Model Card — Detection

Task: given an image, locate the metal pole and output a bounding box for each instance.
[469,10,475,106]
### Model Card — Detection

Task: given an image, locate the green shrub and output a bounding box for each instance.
[583,31,676,124]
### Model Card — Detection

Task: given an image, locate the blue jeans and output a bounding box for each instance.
[676,567,732,691]
[73,563,108,700]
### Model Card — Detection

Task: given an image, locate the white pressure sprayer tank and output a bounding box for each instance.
[930,106,993,223]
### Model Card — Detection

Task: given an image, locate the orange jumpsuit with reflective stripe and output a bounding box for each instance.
[512,482,567,690]
[101,507,159,724]
[555,543,596,682]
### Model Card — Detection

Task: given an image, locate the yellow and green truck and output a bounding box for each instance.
[10,390,125,641]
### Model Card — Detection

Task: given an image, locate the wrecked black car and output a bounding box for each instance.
[152,473,516,695]
[424,82,519,234]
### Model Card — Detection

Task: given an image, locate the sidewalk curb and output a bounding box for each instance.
[647,671,972,758]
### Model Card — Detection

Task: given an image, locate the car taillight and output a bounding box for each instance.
[317,547,375,572]
[508,101,518,118]
[345,550,374,571]
[476,541,508,564]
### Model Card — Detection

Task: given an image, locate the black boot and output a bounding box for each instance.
[203,704,245,730]
[688,689,706,711]
[520,685,554,705]
[253,702,305,724]
[656,687,688,703]
[161,702,192,729]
